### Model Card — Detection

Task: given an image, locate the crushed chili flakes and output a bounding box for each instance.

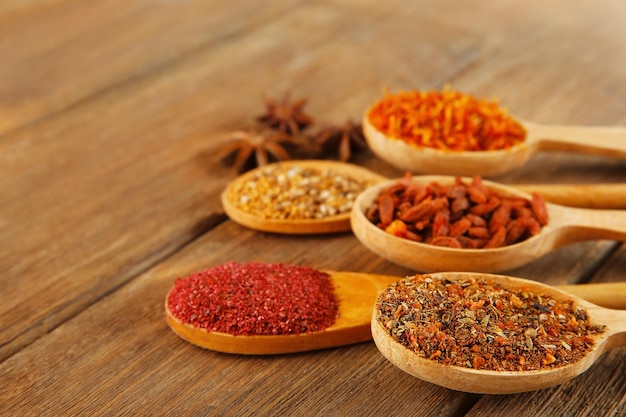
[367,87,526,151]
[167,262,338,336]
[376,274,605,372]
[366,174,548,249]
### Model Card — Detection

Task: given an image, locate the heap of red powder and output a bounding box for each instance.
[167,262,339,336]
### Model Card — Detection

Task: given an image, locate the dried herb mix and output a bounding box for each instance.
[167,262,338,336]
[376,275,605,371]
[366,175,548,249]
[368,87,526,151]
[226,164,369,220]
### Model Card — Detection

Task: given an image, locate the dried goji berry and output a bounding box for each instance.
[485,226,506,248]
[489,200,511,234]
[365,175,547,250]
[531,192,549,226]
[431,236,462,248]
[379,194,395,226]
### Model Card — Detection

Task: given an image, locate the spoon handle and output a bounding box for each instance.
[549,204,626,243]
[585,306,626,349]
[513,183,626,209]
[526,123,626,158]
[558,282,626,310]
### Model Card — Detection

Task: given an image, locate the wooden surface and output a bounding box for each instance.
[1,1,624,415]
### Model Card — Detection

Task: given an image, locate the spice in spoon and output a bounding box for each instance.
[365,175,548,249]
[225,164,369,220]
[376,275,605,371]
[367,87,526,151]
[167,262,338,336]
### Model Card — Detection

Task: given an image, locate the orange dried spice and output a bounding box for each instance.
[367,88,526,151]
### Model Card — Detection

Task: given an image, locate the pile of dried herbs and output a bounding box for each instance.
[376,275,605,371]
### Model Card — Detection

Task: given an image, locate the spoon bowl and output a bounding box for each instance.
[372,272,626,394]
[351,176,626,273]
[165,270,625,355]
[363,112,626,176]
[221,160,387,234]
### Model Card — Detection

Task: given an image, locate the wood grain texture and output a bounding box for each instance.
[0,0,296,134]
[1,0,625,415]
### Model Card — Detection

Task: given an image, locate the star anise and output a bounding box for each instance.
[257,92,314,135]
[313,119,368,161]
[218,129,301,172]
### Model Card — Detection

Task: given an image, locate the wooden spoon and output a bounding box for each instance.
[363,114,626,176]
[372,272,626,394]
[513,183,626,209]
[165,271,397,355]
[222,161,625,235]
[165,271,626,355]
[220,160,387,234]
[351,176,626,273]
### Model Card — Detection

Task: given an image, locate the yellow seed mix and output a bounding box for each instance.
[227,165,369,220]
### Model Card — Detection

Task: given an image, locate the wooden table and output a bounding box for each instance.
[1,1,625,415]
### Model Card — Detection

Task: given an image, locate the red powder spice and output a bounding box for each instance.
[368,87,526,151]
[167,262,338,336]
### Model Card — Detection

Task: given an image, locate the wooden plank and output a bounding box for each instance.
[0,0,66,15]
[0,0,296,135]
